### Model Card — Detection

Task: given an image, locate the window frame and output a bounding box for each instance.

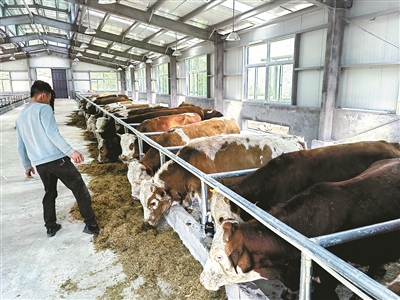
[245,36,295,104]
[136,68,146,93]
[89,72,117,91]
[0,72,12,92]
[186,55,208,97]
[156,63,170,95]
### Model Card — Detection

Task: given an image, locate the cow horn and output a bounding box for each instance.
[131,180,142,184]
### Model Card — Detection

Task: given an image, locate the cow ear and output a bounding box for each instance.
[222,222,235,242]
[229,249,241,274]
[170,189,181,201]
[159,188,168,199]
[145,167,154,176]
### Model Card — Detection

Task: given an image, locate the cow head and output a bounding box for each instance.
[95,116,110,133]
[202,109,223,120]
[201,220,298,292]
[143,184,174,226]
[209,192,243,225]
[200,221,263,291]
[97,135,121,163]
[86,115,97,133]
[127,160,151,201]
[119,133,139,163]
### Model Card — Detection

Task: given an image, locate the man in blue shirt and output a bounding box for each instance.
[16,80,100,237]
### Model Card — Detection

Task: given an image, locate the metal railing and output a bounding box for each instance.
[0,93,30,114]
[76,93,400,300]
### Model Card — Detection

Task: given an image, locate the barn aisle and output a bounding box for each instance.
[0,99,133,299]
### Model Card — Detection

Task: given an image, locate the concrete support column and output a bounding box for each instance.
[146,63,153,103]
[214,40,224,113]
[318,8,346,141]
[130,67,136,101]
[170,55,178,108]
[69,61,76,99]
[119,70,127,94]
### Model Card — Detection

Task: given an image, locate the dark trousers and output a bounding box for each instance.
[36,157,96,228]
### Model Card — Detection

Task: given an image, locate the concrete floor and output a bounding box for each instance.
[0,99,130,299]
[0,99,268,300]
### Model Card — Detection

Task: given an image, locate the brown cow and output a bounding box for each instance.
[142,134,306,226]
[202,108,223,120]
[127,117,240,200]
[119,106,205,123]
[201,158,400,299]
[82,94,130,115]
[119,112,202,163]
[93,94,129,104]
[210,140,400,224]
[178,102,223,119]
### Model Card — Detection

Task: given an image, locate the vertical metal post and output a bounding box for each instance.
[200,180,208,228]
[299,252,313,300]
[138,138,144,159]
[159,151,166,166]
[114,119,119,132]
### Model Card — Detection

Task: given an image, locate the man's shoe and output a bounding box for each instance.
[47,223,62,237]
[83,224,100,235]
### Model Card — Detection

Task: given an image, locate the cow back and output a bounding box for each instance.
[136,113,202,133]
[227,141,400,220]
[221,159,400,294]
[94,95,129,105]
[140,117,240,176]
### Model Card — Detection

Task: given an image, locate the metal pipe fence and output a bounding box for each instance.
[0,93,30,114]
[77,93,400,300]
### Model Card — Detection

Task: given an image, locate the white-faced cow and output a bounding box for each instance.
[209,140,400,224]
[127,117,240,200]
[141,133,306,226]
[201,158,400,299]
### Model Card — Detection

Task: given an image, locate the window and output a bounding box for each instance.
[136,68,146,92]
[156,63,169,94]
[90,72,117,91]
[0,72,12,92]
[187,55,207,97]
[245,37,294,103]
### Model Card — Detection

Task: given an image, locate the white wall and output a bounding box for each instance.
[297,28,327,107]
[29,56,70,68]
[71,61,115,93]
[339,0,400,112]
[0,59,30,92]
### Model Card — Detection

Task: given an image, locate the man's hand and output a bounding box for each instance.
[25,167,35,178]
[70,151,84,163]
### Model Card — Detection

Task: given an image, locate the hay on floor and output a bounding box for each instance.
[66,110,227,300]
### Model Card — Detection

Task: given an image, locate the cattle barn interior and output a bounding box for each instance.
[1,0,400,299]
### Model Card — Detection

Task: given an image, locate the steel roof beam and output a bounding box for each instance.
[9,33,72,45]
[213,0,290,29]
[147,0,167,12]
[4,14,168,54]
[180,0,226,23]
[66,0,214,41]
[75,25,167,54]
[5,4,69,13]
